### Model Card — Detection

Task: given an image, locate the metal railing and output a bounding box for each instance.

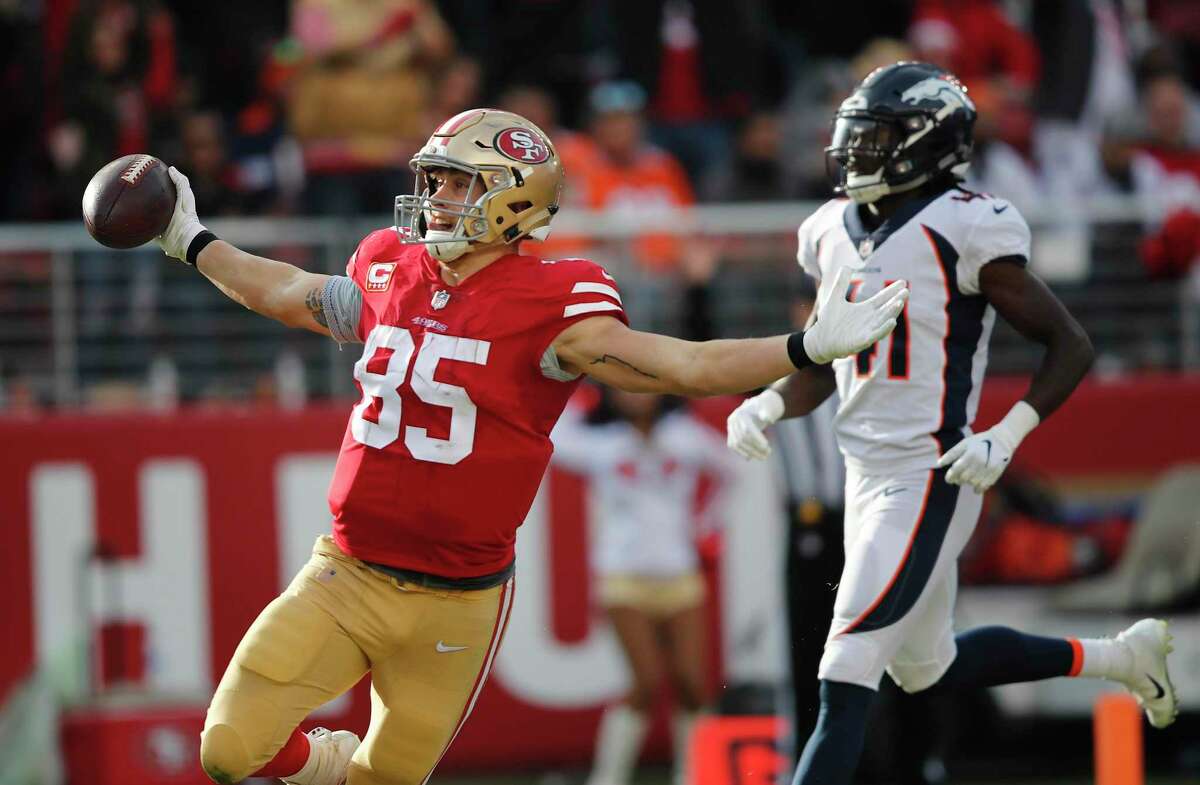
[0,198,1195,410]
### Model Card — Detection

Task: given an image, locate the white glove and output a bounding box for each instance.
[936,401,1040,493]
[726,388,785,460]
[155,166,207,262]
[803,266,908,364]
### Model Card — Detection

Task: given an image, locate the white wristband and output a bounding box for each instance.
[996,400,1040,446]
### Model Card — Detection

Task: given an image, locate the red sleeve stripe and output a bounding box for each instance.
[1067,637,1084,677]
[571,281,622,303]
[563,301,624,318]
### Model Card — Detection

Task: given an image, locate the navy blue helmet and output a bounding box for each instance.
[826,61,977,204]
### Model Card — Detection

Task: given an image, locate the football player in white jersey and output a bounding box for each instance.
[726,62,1178,785]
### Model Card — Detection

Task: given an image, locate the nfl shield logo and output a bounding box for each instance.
[431,290,451,310]
[858,237,875,257]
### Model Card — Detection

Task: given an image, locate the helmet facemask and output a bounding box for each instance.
[393,108,564,262]
[826,113,907,204]
[395,159,516,262]
[826,81,974,204]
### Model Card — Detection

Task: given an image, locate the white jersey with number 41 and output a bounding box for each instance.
[797,188,1031,475]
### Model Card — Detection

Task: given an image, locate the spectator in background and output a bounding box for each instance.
[48,0,178,218]
[1122,65,1200,193]
[584,81,695,273]
[777,39,913,200]
[1030,0,1137,200]
[702,111,792,202]
[910,0,1044,210]
[1145,0,1200,86]
[424,56,482,131]
[552,389,730,785]
[1106,62,1200,279]
[1,3,45,220]
[499,84,602,208]
[607,0,762,187]
[449,0,599,129]
[288,0,454,214]
[178,110,244,216]
[908,0,1039,97]
[227,40,306,214]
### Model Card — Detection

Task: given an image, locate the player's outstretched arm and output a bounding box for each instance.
[155,167,333,336]
[936,259,1094,492]
[552,267,907,397]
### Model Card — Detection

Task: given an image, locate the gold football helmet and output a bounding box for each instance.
[396,108,564,261]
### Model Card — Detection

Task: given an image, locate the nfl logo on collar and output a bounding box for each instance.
[431,290,451,310]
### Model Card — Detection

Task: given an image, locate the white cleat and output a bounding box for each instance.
[1115,618,1178,729]
[282,727,361,785]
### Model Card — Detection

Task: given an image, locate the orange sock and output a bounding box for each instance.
[252,729,311,778]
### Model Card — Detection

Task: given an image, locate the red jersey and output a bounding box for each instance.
[328,230,627,577]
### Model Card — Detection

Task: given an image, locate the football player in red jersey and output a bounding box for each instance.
[152,108,908,785]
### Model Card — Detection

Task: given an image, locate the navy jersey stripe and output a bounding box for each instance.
[840,469,961,634]
[922,225,988,453]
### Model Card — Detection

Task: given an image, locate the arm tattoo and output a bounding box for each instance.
[305,286,329,328]
[589,354,659,379]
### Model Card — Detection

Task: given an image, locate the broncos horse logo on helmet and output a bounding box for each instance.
[826,61,977,205]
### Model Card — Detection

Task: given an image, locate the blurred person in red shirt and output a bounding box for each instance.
[1102,50,1200,278]
[908,0,1039,95]
[1124,66,1200,278]
[909,0,1039,157]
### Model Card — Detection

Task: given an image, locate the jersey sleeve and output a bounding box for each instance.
[537,258,630,382]
[958,201,1031,295]
[796,208,825,282]
[342,229,395,339]
[550,259,629,328]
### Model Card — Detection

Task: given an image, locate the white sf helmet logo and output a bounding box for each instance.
[507,131,546,161]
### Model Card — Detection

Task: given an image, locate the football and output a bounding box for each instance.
[82,154,177,249]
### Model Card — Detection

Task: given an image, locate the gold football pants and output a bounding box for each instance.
[201,536,513,785]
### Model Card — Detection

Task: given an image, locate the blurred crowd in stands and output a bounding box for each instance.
[0,0,1198,276]
[0,1,1196,259]
[2,0,1200,412]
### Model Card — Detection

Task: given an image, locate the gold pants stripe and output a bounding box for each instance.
[418,576,513,785]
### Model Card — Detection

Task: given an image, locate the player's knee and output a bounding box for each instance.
[200,723,252,784]
[819,634,884,688]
